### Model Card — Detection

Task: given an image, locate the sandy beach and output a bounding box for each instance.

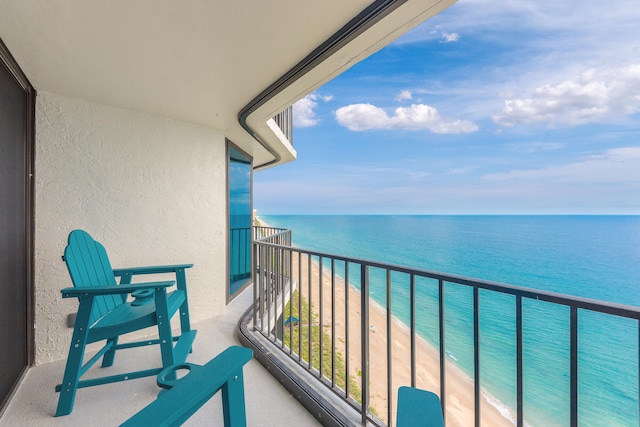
[290,251,514,427]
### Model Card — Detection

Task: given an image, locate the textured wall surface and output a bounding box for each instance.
[34,92,228,364]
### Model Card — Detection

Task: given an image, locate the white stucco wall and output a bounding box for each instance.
[34,92,228,364]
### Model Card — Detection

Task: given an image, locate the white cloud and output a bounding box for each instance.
[391,0,640,126]
[441,32,459,43]
[449,166,475,174]
[493,64,640,127]
[407,171,430,180]
[505,142,564,153]
[293,93,334,128]
[483,146,640,183]
[395,90,413,102]
[398,0,639,55]
[293,95,319,127]
[335,103,478,134]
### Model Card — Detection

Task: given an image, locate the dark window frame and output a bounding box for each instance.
[0,36,36,415]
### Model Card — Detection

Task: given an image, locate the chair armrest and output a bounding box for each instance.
[61,281,175,298]
[113,264,193,276]
[122,346,253,427]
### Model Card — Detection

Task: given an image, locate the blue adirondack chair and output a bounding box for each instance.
[396,386,445,427]
[55,230,197,416]
[122,346,254,427]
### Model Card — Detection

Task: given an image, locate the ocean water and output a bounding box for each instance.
[261,215,640,427]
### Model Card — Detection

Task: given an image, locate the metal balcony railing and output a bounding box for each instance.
[246,226,640,427]
[273,106,293,145]
[230,227,252,283]
[253,225,292,245]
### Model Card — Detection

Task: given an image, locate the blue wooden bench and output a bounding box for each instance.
[121,346,253,427]
[55,230,197,416]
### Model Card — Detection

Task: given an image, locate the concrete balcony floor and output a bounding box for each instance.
[1,287,320,426]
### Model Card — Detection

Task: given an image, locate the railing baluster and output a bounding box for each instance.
[474,287,480,427]
[439,279,446,418]
[237,229,242,280]
[259,244,265,332]
[253,243,258,329]
[570,306,578,427]
[410,274,416,388]
[386,269,393,427]
[267,246,272,340]
[298,251,302,362]
[517,295,523,427]
[272,106,293,144]
[267,247,275,341]
[331,258,336,388]
[319,256,324,379]
[308,254,312,370]
[345,262,350,399]
[279,247,285,349]
[289,248,293,355]
[361,264,370,425]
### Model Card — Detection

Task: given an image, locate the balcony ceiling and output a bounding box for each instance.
[0,0,454,167]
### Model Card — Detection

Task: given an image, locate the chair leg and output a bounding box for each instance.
[179,299,194,354]
[174,268,194,354]
[101,336,119,367]
[154,288,176,377]
[221,370,247,427]
[56,297,93,416]
[56,344,84,416]
[176,268,192,333]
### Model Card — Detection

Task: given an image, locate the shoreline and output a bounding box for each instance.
[293,252,515,427]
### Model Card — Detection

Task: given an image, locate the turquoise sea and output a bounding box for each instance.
[262,215,640,427]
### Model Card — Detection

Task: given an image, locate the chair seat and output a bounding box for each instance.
[89,290,186,343]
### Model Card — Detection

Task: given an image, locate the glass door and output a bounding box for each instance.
[228,144,252,301]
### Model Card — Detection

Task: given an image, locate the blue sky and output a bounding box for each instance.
[255,0,640,215]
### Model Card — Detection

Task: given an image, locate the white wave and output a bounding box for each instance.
[482,390,517,425]
[445,350,458,362]
[481,389,534,427]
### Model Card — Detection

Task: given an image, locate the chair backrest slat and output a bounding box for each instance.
[396,386,444,427]
[64,230,122,325]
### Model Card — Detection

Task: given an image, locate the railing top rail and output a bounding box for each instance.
[253,239,640,320]
[254,226,289,231]
[254,227,291,242]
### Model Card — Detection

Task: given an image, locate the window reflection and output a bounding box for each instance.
[229,146,252,299]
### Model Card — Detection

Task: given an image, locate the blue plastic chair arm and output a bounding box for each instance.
[61,281,175,298]
[113,264,194,276]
